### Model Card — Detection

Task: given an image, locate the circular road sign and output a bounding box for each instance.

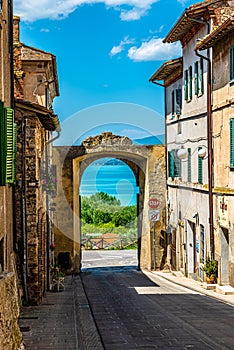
[148,198,160,209]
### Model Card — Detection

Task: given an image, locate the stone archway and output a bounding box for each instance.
[52,133,166,272]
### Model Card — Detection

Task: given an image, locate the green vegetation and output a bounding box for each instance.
[81,192,137,249]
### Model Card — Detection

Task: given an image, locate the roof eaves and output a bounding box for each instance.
[195,16,234,51]
[163,0,220,43]
[149,57,183,82]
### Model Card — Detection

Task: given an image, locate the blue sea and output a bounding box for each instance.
[80,159,139,206]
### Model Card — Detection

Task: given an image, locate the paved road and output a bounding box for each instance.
[81,249,138,269]
[82,267,234,350]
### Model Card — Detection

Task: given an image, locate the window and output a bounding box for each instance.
[194,61,199,95]
[198,146,203,184]
[0,102,17,186]
[230,118,234,168]
[176,88,182,115]
[187,148,191,182]
[171,88,182,117]
[168,150,181,178]
[230,46,234,82]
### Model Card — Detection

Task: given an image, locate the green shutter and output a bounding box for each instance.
[184,70,188,101]
[174,151,181,177]
[230,119,234,167]
[171,90,175,116]
[189,66,193,100]
[0,101,6,185]
[187,148,191,182]
[168,150,175,177]
[12,123,17,184]
[198,146,203,184]
[194,61,199,95]
[200,58,204,94]
[5,107,14,184]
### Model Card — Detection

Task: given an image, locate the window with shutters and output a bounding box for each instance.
[168,150,181,178]
[198,146,203,184]
[194,61,199,95]
[230,118,234,168]
[0,103,16,186]
[187,148,191,182]
[230,46,234,82]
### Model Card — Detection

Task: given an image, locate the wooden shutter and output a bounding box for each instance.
[184,70,188,101]
[171,90,175,116]
[194,61,199,95]
[5,107,14,184]
[187,148,191,182]
[230,118,234,167]
[0,101,6,185]
[200,58,204,94]
[176,88,182,115]
[174,151,181,177]
[198,146,203,184]
[12,123,17,184]
[168,150,175,177]
[189,66,193,100]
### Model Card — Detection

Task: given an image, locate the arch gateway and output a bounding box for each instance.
[52,133,167,272]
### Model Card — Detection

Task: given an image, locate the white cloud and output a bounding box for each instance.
[110,36,135,57]
[13,0,159,22]
[128,37,181,62]
[120,7,147,21]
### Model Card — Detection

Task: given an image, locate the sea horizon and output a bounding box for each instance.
[80,159,138,206]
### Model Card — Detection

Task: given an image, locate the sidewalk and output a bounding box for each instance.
[152,270,234,306]
[19,275,104,350]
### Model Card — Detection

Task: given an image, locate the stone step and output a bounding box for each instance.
[201,283,217,290]
[216,285,234,295]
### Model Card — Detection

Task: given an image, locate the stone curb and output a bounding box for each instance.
[152,271,234,306]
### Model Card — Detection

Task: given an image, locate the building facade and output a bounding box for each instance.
[13,16,60,304]
[150,0,234,287]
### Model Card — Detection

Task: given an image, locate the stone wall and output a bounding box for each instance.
[0,271,22,349]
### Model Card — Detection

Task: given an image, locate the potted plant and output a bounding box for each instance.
[202,257,218,283]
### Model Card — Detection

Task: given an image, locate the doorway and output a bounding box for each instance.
[220,227,229,285]
[187,221,196,275]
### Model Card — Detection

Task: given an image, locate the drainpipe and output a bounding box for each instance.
[45,130,60,290]
[195,48,214,258]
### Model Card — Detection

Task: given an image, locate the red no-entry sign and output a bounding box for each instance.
[148,198,160,209]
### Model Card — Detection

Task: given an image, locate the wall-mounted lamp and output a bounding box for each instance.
[176,145,208,160]
[198,147,207,159]
[177,147,188,160]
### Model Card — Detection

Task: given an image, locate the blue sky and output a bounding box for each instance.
[14,0,197,143]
